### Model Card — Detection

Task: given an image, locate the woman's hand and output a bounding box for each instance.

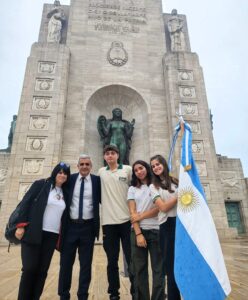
[136,234,147,248]
[131,212,142,223]
[15,227,25,240]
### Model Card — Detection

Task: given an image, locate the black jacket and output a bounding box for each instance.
[17,178,69,245]
[59,173,101,250]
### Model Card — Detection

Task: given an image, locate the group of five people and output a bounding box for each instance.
[14,144,180,300]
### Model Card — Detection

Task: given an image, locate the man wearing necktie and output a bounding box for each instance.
[58,154,101,300]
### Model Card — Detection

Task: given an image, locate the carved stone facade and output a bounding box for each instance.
[0,0,247,241]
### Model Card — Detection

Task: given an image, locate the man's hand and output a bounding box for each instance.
[131,212,142,223]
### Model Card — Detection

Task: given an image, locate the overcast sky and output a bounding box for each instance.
[0,0,247,176]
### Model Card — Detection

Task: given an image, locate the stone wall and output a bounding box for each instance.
[217,154,248,234]
[0,153,10,211]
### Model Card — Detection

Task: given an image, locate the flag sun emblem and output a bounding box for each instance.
[178,186,200,212]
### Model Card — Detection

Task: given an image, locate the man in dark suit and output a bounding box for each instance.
[58,154,101,300]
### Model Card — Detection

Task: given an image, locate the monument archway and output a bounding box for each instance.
[85,85,150,170]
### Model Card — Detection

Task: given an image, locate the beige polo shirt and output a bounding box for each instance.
[98,164,132,225]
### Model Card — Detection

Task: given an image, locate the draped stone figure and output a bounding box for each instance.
[168,9,186,51]
[47,4,66,43]
[97,108,135,164]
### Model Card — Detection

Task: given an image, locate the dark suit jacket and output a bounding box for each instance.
[60,173,101,250]
[16,178,69,245]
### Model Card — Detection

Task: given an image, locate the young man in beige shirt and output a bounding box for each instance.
[98,145,134,300]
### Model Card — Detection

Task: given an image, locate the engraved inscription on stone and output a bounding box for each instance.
[18,183,32,200]
[192,141,204,154]
[220,171,240,189]
[107,41,128,67]
[179,86,196,98]
[0,169,7,183]
[38,62,56,74]
[178,70,193,81]
[35,79,54,91]
[88,0,147,35]
[22,159,44,175]
[26,137,47,152]
[29,116,49,130]
[180,103,198,116]
[187,121,201,134]
[203,183,211,200]
[195,161,207,177]
[32,97,52,110]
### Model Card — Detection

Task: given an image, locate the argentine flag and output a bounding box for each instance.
[173,122,231,300]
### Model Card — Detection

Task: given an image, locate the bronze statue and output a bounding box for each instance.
[97,108,135,164]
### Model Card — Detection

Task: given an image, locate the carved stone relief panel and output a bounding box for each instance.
[195,161,207,177]
[179,86,196,98]
[187,121,201,135]
[180,103,198,116]
[26,137,47,152]
[29,116,50,130]
[35,79,54,91]
[220,171,240,189]
[202,183,211,200]
[22,159,44,175]
[32,97,52,110]
[38,62,56,74]
[18,183,32,200]
[178,70,193,81]
[0,169,7,184]
[192,141,204,154]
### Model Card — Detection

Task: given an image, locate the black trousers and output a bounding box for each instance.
[102,221,135,299]
[58,220,95,300]
[131,230,164,300]
[18,230,58,300]
[159,217,181,300]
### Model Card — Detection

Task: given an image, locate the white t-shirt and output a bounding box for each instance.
[149,183,178,225]
[42,186,66,233]
[127,185,159,230]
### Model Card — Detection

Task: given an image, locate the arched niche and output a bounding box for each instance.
[85,84,150,170]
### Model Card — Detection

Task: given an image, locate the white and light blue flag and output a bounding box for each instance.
[171,121,231,300]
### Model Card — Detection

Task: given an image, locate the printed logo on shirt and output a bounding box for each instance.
[119,176,127,182]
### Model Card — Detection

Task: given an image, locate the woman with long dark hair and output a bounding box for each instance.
[128,160,164,300]
[15,162,70,300]
[150,155,180,300]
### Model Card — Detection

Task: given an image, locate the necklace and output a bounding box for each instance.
[55,187,64,200]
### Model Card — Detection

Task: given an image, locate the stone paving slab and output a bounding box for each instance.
[0,238,247,300]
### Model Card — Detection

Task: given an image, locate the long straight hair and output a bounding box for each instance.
[131,160,152,188]
[150,155,178,193]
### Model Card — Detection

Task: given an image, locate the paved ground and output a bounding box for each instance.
[0,237,247,300]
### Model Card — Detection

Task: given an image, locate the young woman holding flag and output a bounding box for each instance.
[150,155,180,300]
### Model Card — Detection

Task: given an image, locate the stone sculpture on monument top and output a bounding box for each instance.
[47,1,66,43]
[7,115,17,151]
[168,9,186,51]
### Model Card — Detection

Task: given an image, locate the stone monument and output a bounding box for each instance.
[0,0,247,241]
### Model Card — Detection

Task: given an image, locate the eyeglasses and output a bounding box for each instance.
[79,163,91,166]
[59,162,70,169]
